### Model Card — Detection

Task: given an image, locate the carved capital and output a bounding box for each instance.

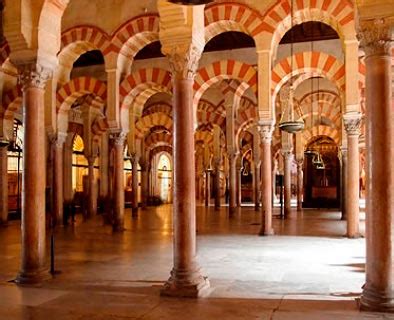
[343,112,362,137]
[282,149,293,159]
[358,18,392,56]
[110,132,127,147]
[50,132,67,148]
[167,44,202,80]
[18,63,52,90]
[258,120,274,144]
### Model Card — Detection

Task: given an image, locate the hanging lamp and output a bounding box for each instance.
[312,77,325,169]
[278,0,304,134]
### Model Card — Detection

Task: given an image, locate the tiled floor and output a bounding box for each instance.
[0,205,391,319]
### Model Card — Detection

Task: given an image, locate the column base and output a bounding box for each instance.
[161,268,210,298]
[259,228,274,236]
[361,286,394,313]
[112,224,125,232]
[15,268,51,285]
[346,233,361,239]
[229,206,237,214]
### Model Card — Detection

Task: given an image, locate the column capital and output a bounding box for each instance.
[296,159,304,167]
[358,18,392,57]
[227,151,239,161]
[167,44,203,80]
[281,149,293,159]
[18,63,52,90]
[110,131,127,147]
[258,120,275,144]
[343,112,362,137]
[49,132,67,148]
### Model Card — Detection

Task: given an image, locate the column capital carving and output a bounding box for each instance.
[227,151,239,161]
[281,149,293,158]
[18,63,52,90]
[343,112,362,137]
[258,120,275,143]
[358,18,392,56]
[110,132,127,147]
[50,132,67,148]
[166,44,202,80]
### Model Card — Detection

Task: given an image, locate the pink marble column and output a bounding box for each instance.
[228,153,237,213]
[254,162,261,211]
[140,162,149,209]
[359,19,394,312]
[214,159,221,210]
[16,64,50,284]
[236,165,242,207]
[296,159,303,211]
[283,150,293,218]
[259,123,274,236]
[0,143,8,225]
[340,147,348,221]
[161,48,209,298]
[205,170,211,207]
[52,135,66,225]
[87,157,97,218]
[112,133,125,231]
[131,155,139,217]
[343,113,361,238]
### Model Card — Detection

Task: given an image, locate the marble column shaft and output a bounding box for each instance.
[205,170,210,207]
[228,154,237,212]
[340,148,348,221]
[113,134,125,231]
[259,124,274,236]
[52,137,65,225]
[16,64,50,284]
[131,155,139,215]
[344,115,361,238]
[359,19,394,312]
[283,151,292,218]
[214,160,221,210]
[296,160,303,211]
[87,157,97,218]
[0,144,8,224]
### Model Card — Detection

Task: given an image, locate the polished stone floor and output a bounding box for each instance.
[0,205,392,319]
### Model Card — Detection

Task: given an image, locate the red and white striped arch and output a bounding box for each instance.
[197,99,226,128]
[272,51,345,99]
[112,14,160,74]
[195,129,214,146]
[58,26,112,84]
[120,68,172,107]
[262,0,356,55]
[145,132,173,150]
[303,125,341,145]
[57,77,107,114]
[204,3,269,44]
[194,60,257,115]
[135,112,173,139]
[1,86,22,140]
[143,103,172,117]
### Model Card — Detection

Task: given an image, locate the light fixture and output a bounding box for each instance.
[168,0,213,4]
[278,0,304,134]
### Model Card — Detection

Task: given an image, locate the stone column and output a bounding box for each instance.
[87,156,97,218]
[283,150,293,218]
[141,162,149,209]
[131,155,139,216]
[340,147,348,221]
[158,0,209,295]
[205,169,211,207]
[52,134,66,225]
[296,159,303,211]
[359,19,394,312]
[0,142,9,225]
[112,133,125,231]
[259,122,274,236]
[214,159,221,210]
[228,153,237,213]
[16,64,51,284]
[254,162,261,211]
[99,133,110,210]
[236,164,242,207]
[343,113,362,238]
[63,134,73,213]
